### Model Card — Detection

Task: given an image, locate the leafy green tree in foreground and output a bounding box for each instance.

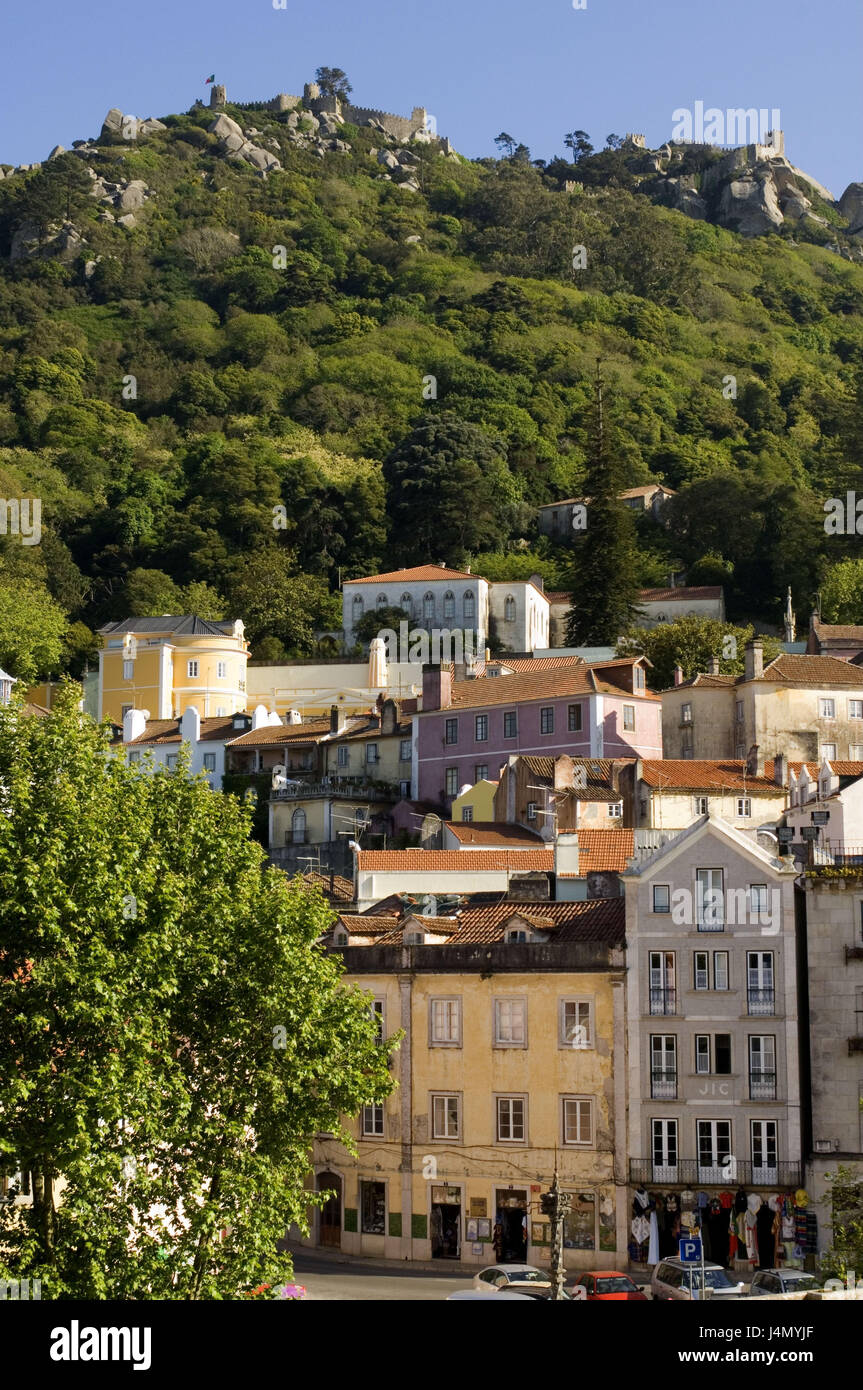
[616,616,783,691]
[0,576,68,682]
[0,687,395,1298]
[820,1164,863,1284]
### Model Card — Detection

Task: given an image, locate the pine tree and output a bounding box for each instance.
[563,365,642,646]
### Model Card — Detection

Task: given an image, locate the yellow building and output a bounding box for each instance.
[97,616,249,724]
[452,779,498,823]
[296,897,629,1268]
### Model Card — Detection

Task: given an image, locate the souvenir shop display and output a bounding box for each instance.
[631,1185,817,1270]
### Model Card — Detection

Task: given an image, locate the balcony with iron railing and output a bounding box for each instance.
[650,1067,678,1099]
[271,779,397,803]
[749,1070,777,1101]
[630,1158,802,1187]
[648,987,677,1016]
[747,986,775,1016]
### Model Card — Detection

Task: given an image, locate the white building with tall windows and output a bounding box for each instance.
[342,564,550,655]
[622,814,803,1268]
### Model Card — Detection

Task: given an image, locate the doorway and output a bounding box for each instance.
[496,1189,528,1262]
[317,1171,342,1249]
[431,1185,462,1259]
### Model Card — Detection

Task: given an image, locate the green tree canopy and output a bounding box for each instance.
[0,687,395,1298]
[616,615,783,690]
[0,576,67,681]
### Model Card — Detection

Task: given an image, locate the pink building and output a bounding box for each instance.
[415,658,662,810]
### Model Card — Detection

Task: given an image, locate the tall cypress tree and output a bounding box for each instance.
[563,365,642,645]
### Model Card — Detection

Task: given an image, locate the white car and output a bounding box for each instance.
[473,1264,550,1292]
[447,1289,535,1300]
[651,1258,748,1301]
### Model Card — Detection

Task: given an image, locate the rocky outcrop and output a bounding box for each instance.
[208,114,282,174]
[10,219,85,262]
[839,183,863,235]
[100,109,166,140]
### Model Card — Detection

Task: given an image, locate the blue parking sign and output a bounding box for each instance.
[679,1237,701,1263]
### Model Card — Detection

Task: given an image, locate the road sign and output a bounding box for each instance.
[678,1237,702,1263]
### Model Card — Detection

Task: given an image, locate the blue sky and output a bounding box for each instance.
[2,0,860,196]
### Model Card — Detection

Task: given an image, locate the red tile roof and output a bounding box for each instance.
[760,654,863,686]
[438,660,659,711]
[128,716,240,745]
[338,896,625,946]
[228,719,333,746]
[357,849,554,872]
[810,617,863,640]
[345,564,475,585]
[773,760,863,780]
[570,829,634,871]
[295,870,355,904]
[639,586,723,602]
[640,760,785,793]
[488,655,584,671]
[336,915,399,934]
[445,821,546,847]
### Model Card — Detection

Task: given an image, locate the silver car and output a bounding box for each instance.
[473,1263,550,1292]
[749,1269,819,1296]
[651,1258,748,1301]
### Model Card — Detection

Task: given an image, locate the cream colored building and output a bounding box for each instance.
[246,657,422,720]
[98,615,249,724]
[297,897,629,1267]
[662,644,863,763]
[629,758,788,833]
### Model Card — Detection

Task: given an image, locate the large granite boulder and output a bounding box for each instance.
[209,113,244,141]
[839,182,863,234]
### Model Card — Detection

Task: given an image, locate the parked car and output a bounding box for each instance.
[570,1271,647,1301]
[749,1269,820,1296]
[473,1264,550,1291]
[446,1289,535,1300]
[651,1259,748,1301]
[504,1283,575,1300]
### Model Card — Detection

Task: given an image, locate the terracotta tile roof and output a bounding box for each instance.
[640,760,786,793]
[439,660,658,711]
[488,655,584,672]
[810,617,863,640]
[773,760,863,780]
[337,915,399,934]
[296,870,354,904]
[228,719,333,746]
[570,829,634,871]
[357,830,633,875]
[445,821,546,846]
[639,586,723,602]
[128,716,240,745]
[670,673,736,690]
[344,897,626,946]
[357,849,554,872]
[760,654,863,686]
[544,592,572,604]
[344,564,475,585]
[620,485,676,499]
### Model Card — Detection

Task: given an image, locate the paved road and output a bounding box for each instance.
[290,1251,475,1301]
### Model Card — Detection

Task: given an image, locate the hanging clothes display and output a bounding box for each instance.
[756,1201,777,1269]
[631,1187,651,1263]
[744,1194,762,1265]
[648,1209,660,1265]
[704,1196,730,1266]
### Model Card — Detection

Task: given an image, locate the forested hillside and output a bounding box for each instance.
[1,94,862,677]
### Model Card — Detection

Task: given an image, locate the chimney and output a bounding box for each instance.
[123,707,148,744]
[673,664,683,686]
[422,663,452,711]
[286,709,302,725]
[773,752,786,787]
[555,831,580,880]
[506,753,518,824]
[330,703,340,734]
[746,744,763,777]
[381,698,397,736]
[554,755,575,790]
[465,565,471,574]
[530,572,544,593]
[180,704,201,745]
[744,639,763,681]
[707,656,720,676]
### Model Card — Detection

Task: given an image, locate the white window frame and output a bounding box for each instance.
[493,997,527,1047]
[431,1092,461,1140]
[475,715,488,742]
[526,801,537,822]
[187,660,199,678]
[623,704,635,731]
[559,998,593,1048]
[694,796,709,816]
[445,767,459,798]
[694,951,709,991]
[361,1103,384,1137]
[337,745,349,768]
[123,660,134,681]
[821,742,837,763]
[713,951,729,991]
[495,1095,527,1143]
[561,1097,594,1147]
[850,700,863,720]
[736,797,751,817]
[695,1035,711,1074]
[429,997,461,1046]
[399,739,411,762]
[474,764,489,783]
[820,698,836,719]
[166,753,179,769]
[202,752,216,772]
[217,661,227,679]
[653,884,671,914]
[681,703,692,723]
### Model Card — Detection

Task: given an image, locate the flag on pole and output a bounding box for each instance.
[205,74,215,84]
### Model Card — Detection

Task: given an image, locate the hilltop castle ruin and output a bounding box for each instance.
[209,80,444,146]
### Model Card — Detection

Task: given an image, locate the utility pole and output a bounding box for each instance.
[540,1170,571,1300]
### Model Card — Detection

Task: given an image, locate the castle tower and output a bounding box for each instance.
[766,129,784,156]
[209,84,227,109]
[303,82,321,102]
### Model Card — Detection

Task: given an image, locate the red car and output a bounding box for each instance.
[569,1271,647,1301]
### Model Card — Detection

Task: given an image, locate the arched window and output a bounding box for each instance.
[401,592,413,618]
[377,592,388,610]
[352,594,364,619]
[291,808,306,844]
[463,590,475,621]
[504,595,516,622]
[423,591,435,620]
[443,590,455,619]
